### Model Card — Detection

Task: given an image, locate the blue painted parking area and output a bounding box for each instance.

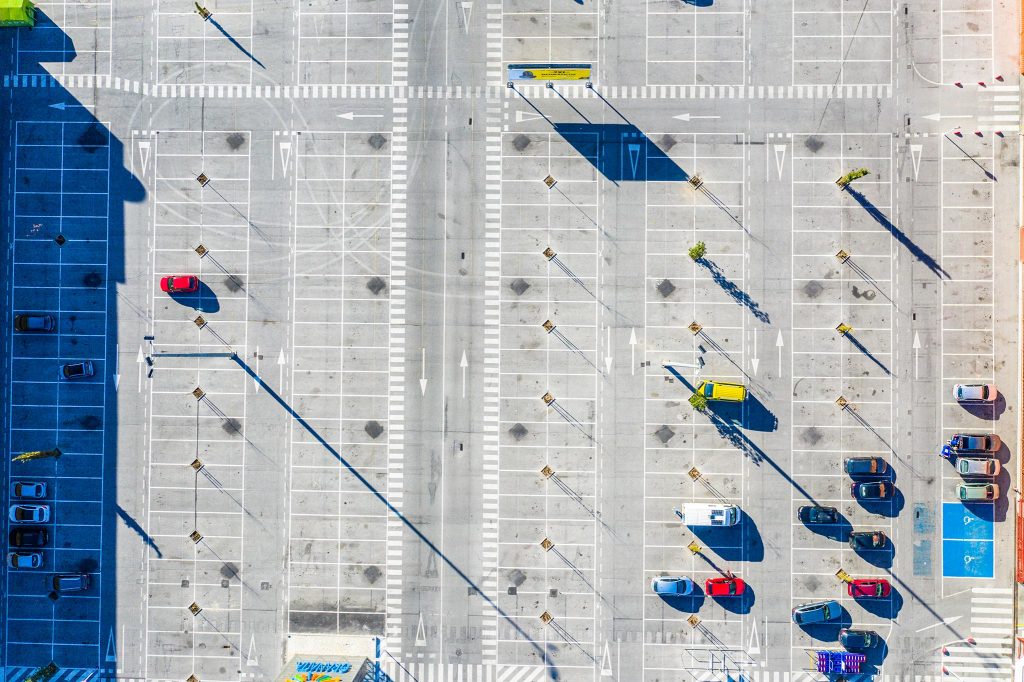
[942,502,995,578]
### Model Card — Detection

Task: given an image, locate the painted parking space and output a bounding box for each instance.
[941,501,994,578]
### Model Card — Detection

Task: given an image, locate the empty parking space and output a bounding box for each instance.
[646,0,746,85]
[297,0,393,84]
[16,0,111,75]
[502,0,598,79]
[155,0,255,85]
[792,0,893,85]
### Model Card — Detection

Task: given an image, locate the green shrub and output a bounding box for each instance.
[688,241,706,261]
[689,393,708,411]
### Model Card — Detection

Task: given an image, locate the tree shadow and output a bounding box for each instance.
[689,510,764,562]
[846,188,949,279]
[696,258,770,323]
[553,122,688,182]
[114,505,162,558]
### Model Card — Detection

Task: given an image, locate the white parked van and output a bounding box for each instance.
[679,503,741,527]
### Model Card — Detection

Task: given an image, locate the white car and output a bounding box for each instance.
[8,551,43,569]
[651,576,695,596]
[11,481,46,499]
[9,504,49,524]
[957,457,1000,477]
[954,384,997,403]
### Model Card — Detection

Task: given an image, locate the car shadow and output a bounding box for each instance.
[993,468,1011,522]
[854,585,904,620]
[801,514,853,542]
[709,394,778,433]
[168,281,220,313]
[853,537,894,569]
[657,589,706,613]
[799,605,852,642]
[958,393,1007,420]
[689,510,764,562]
[716,582,755,614]
[861,638,890,671]
[682,0,713,6]
[855,488,905,517]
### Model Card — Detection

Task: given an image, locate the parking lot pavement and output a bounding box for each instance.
[285,130,393,638]
[5,119,112,671]
[501,0,597,79]
[297,0,394,84]
[792,0,893,86]
[155,0,255,85]
[15,0,111,77]
[495,130,600,674]
[645,0,746,85]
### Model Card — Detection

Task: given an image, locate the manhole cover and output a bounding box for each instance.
[226,133,246,150]
[364,420,384,439]
[510,278,530,296]
[509,423,528,441]
[657,279,676,298]
[83,272,102,287]
[364,565,382,583]
[368,133,388,150]
[803,280,823,298]
[512,134,531,152]
[654,425,676,444]
[367,277,387,295]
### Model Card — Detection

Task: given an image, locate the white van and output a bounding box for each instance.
[679,503,740,527]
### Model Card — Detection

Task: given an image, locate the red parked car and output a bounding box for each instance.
[848,578,891,598]
[160,275,199,293]
[705,576,746,597]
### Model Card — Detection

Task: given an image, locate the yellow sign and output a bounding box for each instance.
[508,64,591,81]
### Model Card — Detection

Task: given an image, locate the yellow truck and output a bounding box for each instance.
[694,380,747,402]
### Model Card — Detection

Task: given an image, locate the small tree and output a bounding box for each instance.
[13,448,61,463]
[24,663,58,682]
[688,241,706,261]
[689,393,708,411]
[836,168,870,188]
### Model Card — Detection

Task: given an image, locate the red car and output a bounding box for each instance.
[705,577,746,597]
[160,275,199,293]
[848,578,891,598]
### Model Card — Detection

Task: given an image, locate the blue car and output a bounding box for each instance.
[651,576,695,596]
[792,600,841,624]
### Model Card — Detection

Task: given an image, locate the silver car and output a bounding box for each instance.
[957,457,1000,477]
[11,481,46,499]
[954,384,997,402]
[9,504,50,524]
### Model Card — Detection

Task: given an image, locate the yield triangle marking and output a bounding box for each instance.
[910,144,923,180]
[415,613,427,647]
[105,627,117,662]
[459,1,472,31]
[515,110,544,123]
[627,143,641,178]
[773,144,786,179]
[278,141,292,173]
[600,640,613,676]
[137,140,150,175]
[747,619,760,655]
[246,633,258,666]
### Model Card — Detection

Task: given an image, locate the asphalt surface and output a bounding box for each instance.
[0,0,1021,680]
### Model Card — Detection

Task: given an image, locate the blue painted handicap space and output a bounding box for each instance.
[942,539,994,578]
[942,502,994,540]
[942,502,994,578]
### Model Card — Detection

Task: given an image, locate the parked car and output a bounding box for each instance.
[840,628,879,650]
[52,573,91,593]
[651,576,695,596]
[799,505,840,524]
[845,457,889,477]
[693,380,746,402]
[160,275,199,293]
[852,481,893,500]
[957,457,1000,477]
[954,383,996,402]
[9,527,48,547]
[849,530,887,550]
[9,504,49,524]
[705,577,746,597]
[949,433,1001,453]
[8,551,43,569]
[848,578,891,598]
[957,482,999,501]
[792,600,841,625]
[14,313,55,332]
[11,481,46,499]
[61,361,95,380]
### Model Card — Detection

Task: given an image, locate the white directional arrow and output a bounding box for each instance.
[600,640,613,677]
[750,329,760,376]
[460,350,468,398]
[458,0,472,31]
[515,110,547,123]
[673,113,720,121]
[629,328,638,376]
[776,330,784,377]
[246,633,258,666]
[336,112,384,120]
[278,141,291,174]
[137,140,151,175]
[136,345,145,391]
[419,348,427,395]
[916,615,961,632]
[105,627,117,663]
[773,144,786,179]
[415,613,427,646]
[604,326,613,374]
[922,113,972,122]
[278,348,286,388]
[909,144,923,180]
[49,101,92,111]
[913,332,922,380]
[113,343,120,391]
